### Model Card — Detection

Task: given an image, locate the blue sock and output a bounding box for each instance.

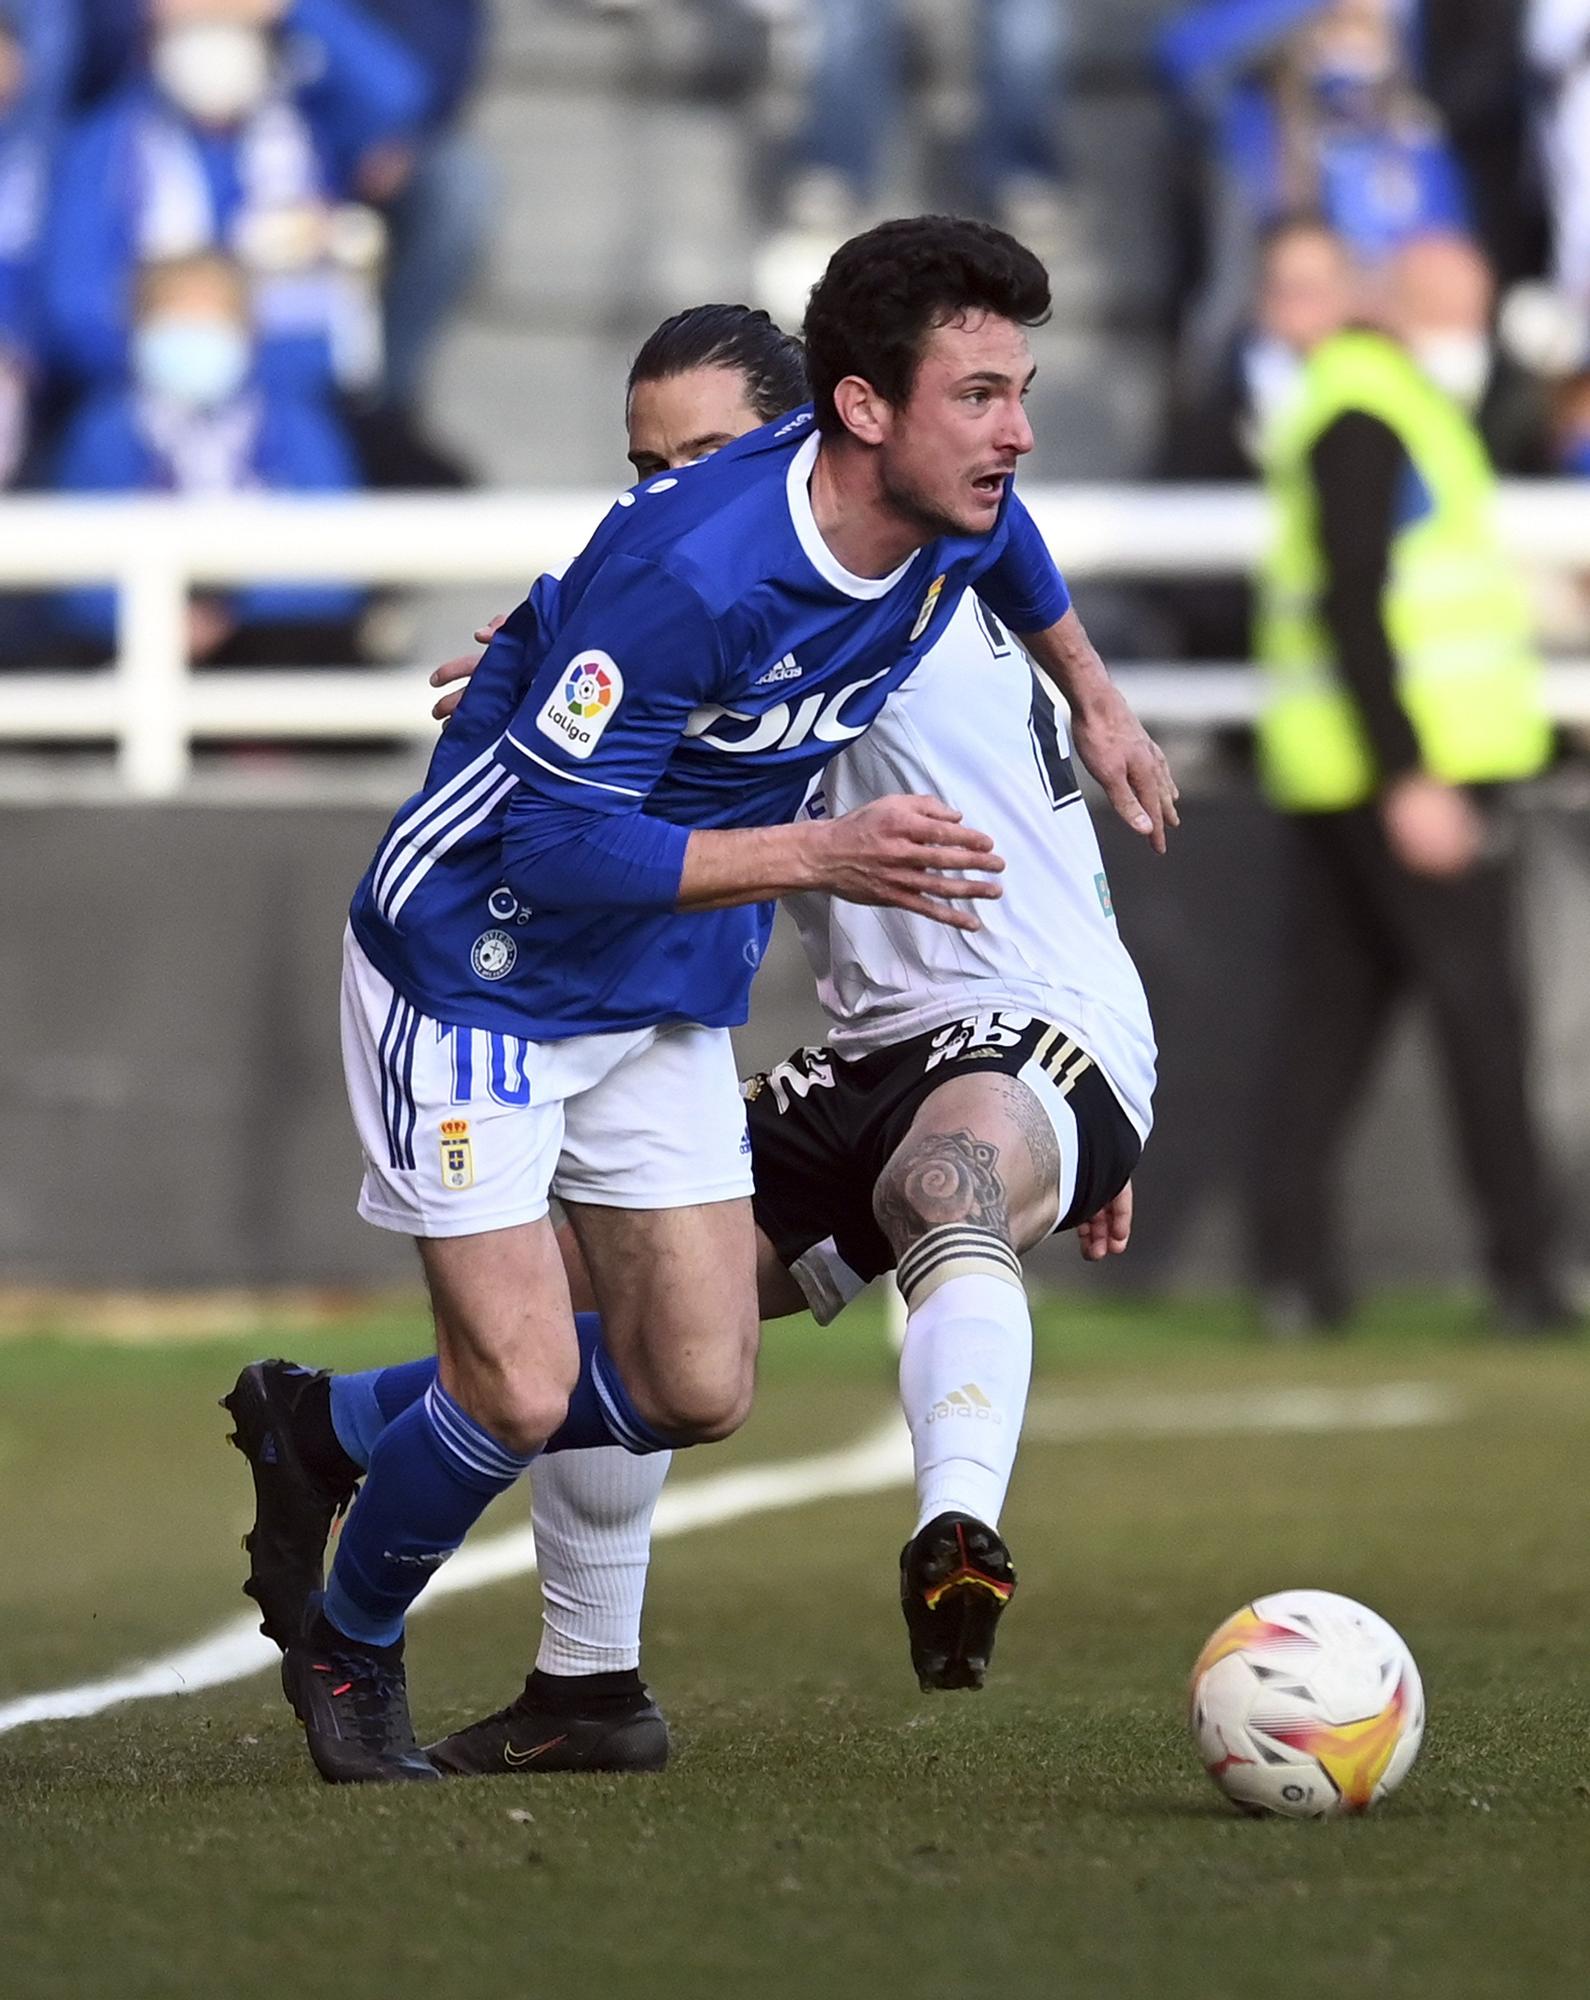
[327,1317,672,1473]
[545,1325,674,1455]
[330,1359,437,1470]
[323,1379,535,1647]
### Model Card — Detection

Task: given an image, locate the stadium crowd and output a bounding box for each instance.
[1157,0,1590,479]
[728,0,1590,666]
[0,0,491,667]
[3,0,1590,668]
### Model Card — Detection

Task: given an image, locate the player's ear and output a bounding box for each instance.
[832,375,891,448]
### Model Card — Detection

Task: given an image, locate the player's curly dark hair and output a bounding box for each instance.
[803,216,1051,437]
[627,304,809,424]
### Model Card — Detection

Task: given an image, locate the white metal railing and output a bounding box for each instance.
[0,483,1587,798]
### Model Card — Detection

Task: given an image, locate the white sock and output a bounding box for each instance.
[529,1446,671,1676]
[898,1271,1032,1534]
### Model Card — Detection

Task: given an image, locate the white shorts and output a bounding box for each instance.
[341,928,754,1238]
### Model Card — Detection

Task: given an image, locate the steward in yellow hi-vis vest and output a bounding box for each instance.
[1254,328,1550,811]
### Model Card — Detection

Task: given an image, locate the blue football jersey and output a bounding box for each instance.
[350,410,1071,1039]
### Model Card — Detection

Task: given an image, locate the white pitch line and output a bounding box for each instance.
[0,1416,913,1737]
[0,1379,1462,1737]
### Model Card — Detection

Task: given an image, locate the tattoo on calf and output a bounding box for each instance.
[874,1128,1011,1248]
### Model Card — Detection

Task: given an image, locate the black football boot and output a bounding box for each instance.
[427,1670,670,1778]
[221,1360,360,1650]
[900,1512,1017,1691]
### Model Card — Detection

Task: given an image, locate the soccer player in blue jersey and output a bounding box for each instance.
[268,216,1176,1783]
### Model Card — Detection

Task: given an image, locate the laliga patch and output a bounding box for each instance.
[536,650,624,760]
[440,1119,475,1190]
[909,573,946,643]
[1094,871,1115,919]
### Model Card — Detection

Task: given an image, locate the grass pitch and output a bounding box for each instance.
[2,1295,1588,2000]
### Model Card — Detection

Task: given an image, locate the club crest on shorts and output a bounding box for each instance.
[909,573,946,643]
[440,1119,474,1190]
[536,650,624,759]
[471,928,517,980]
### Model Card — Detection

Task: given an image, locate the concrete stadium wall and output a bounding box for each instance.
[2,798,1586,1295]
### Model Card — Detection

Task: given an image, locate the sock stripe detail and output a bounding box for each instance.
[423,1382,535,1488]
[897,1227,1022,1307]
[591,1351,671,1456]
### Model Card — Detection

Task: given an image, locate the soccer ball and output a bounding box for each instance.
[1188,1589,1424,1818]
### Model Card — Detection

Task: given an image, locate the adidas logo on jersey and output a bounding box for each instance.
[755,653,802,686]
[926,1383,1001,1425]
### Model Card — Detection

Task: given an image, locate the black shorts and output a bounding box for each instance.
[744,1010,1142,1323]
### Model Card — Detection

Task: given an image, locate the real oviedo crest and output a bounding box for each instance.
[440,1119,474,1190]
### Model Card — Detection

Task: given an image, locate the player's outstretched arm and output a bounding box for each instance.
[1020,609,1180,853]
[679,796,1005,934]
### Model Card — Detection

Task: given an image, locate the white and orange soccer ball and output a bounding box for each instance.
[1188,1589,1424,1818]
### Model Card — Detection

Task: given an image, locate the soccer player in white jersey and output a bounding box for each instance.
[227,304,1160,1775]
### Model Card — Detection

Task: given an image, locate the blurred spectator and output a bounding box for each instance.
[352,1,493,426]
[1,0,82,125]
[41,0,428,398]
[0,0,83,482]
[757,1,1069,324]
[1531,368,1590,654]
[1276,3,1469,255]
[1383,229,1555,472]
[1248,229,1572,1340]
[1415,0,1545,288]
[1526,0,1590,339]
[0,12,41,484]
[1552,368,1590,472]
[72,0,144,105]
[1163,1,1471,380]
[1168,213,1357,478]
[1160,215,1356,660]
[49,251,367,666]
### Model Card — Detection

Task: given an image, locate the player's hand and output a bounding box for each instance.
[1380,773,1484,878]
[429,614,506,721]
[1070,686,1179,854]
[811,794,1005,932]
[1077,1181,1133,1261]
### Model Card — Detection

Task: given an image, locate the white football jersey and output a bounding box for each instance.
[785,592,1157,1139]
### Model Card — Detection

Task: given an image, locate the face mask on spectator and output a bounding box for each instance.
[152,22,274,125]
[1409,332,1491,410]
[1308,51,1394,127]
[1241,335,1306,435]
[134,318,253,409]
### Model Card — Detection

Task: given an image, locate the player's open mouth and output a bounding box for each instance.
[972,473,1008,500]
